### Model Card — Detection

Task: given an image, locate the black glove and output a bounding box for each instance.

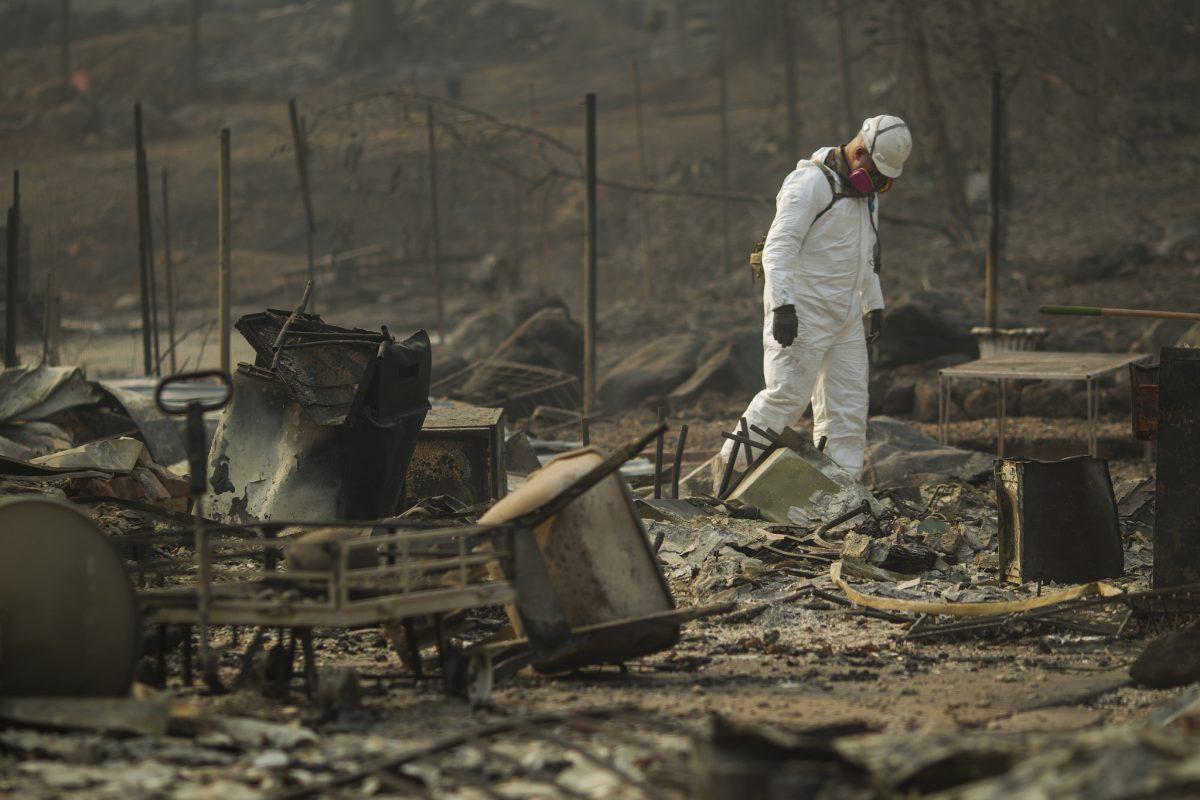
[772,305,798,347]
[864,309,884,345]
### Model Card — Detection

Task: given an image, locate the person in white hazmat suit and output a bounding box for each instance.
[717,115,912,482]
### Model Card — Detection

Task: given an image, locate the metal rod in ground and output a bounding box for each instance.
[60,0,71,84]
[631,61,652,296]
[654,405,666,499]
[4,170,19,368]
[583,93,598,419]
[739,417,753,468]
[425,104,447,342]
[287,98,316,306]
[672,423,689,499]
[718,57,731,274]
[160,168,178,373]
[135,112,162,376]
[984,69,1002,329]
[218,128,231,373]
[133,105,153,375]
[717,438,741,499]
[41,272,59,365]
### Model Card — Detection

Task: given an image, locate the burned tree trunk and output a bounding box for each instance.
[343,0,396,58]
[901,0,972,242]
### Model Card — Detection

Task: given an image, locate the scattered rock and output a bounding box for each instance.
[876,291,979,367]
[315,668,362,717]
[443,306,512,364]
[466,306,583,390]
[881,377,917,416]
[1131,318,1196,356]
[1156,215,1200,262]
[250,750,289,770]
[1068,242,1150,281]
[963,383,1022,420]
[599,333,705,411]
[1130,620,1200,688]
[669,330,762,407]
[919,518,963,556]
[1176,323,1200,348]
[1018,383,1086,419]
[862,417,993,487]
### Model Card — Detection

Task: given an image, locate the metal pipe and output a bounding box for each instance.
[4,169,18,368]
[717,439,740,499]
[270,280,314,370]
[218,128,231,373]
[984,69,1002,328]
[654,405,665,499]
[583,93,598,419]
[160,168,178,373]
[672,424,689,499]
[136,113,161,376]
[718,58,731,274]
[288,98,316,308]
[739,417,753,468]
[134,105,153,375]
[425,104,447,342]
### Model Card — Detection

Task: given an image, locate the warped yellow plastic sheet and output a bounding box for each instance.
[830,559,1122,618]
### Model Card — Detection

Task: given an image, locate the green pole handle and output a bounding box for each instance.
[1039,305,1101,317]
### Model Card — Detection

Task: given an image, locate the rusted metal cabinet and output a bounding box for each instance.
[1155,348,1200,588]
[405,406,506,509]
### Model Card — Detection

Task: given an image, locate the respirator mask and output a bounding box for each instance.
[847,121,907,195]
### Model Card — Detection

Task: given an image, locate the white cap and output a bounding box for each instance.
[862,115,911,179]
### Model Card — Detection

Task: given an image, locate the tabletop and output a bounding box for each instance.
[938,351,1151,381]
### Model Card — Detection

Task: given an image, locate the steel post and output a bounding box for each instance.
[583,93,598,419]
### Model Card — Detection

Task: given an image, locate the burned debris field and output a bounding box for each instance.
[3,1,1200,798]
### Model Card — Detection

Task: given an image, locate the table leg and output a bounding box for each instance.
[1087,378,1096,457]
[997,378,1006,458]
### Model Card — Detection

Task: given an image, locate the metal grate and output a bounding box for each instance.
[132,520,517,629]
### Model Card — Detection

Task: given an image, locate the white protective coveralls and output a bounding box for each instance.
[721,146,883,475]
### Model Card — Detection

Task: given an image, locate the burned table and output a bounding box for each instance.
[938,351,1150,457]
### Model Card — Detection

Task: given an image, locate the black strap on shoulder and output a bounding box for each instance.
[809,157,851,224]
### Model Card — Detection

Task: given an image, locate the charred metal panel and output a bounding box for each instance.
[1155,348,1200,588]
[405,406,505,508]
[996,455,1123,585]
[205,320,430,523]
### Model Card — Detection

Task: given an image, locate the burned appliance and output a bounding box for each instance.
[406,405,506,509]
[205,309,430,522]
[995,455,1123,585]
